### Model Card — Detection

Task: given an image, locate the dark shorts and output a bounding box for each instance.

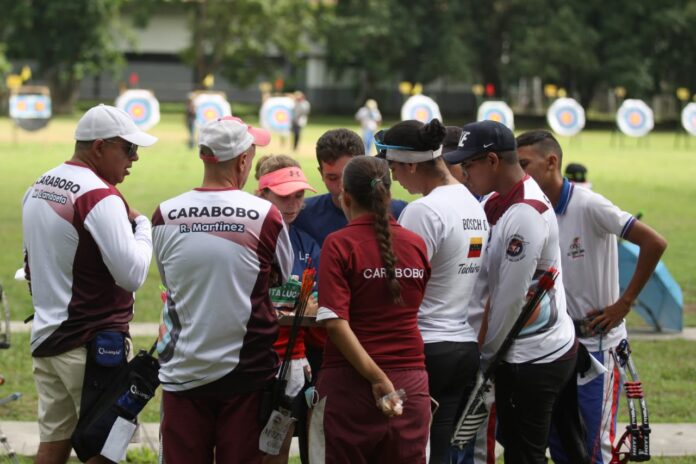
[309,366,430,464]
[161,389,265,464]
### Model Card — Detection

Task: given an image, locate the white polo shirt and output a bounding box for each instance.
[398,184,488,344]
[152,188,293,392]
[556,179,635,351]
[480,176,575,365]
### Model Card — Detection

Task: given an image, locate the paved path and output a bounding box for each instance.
[6,323,695,458]
[1,421,695,457]
[10,321,696,340]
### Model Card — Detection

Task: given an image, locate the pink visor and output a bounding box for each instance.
[259,166,317,196]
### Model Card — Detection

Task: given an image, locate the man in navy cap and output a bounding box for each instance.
[444,120,577,463]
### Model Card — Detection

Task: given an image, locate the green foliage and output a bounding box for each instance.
[126,446,158,463]
[317,0,474,96]
[181,0,314,89]
[2,0,125,113]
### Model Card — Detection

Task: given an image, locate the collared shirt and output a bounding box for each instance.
[478,175,575,365]
[556,178,635,351]
[152,188,293,392]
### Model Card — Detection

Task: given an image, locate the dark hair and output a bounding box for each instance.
[343,156,403,305]
[442,126,463,153]
[383,119,446,151]
[516,130,564,168]
[316,128,364,166]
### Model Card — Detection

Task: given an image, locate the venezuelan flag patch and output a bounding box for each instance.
[468,237,483,258]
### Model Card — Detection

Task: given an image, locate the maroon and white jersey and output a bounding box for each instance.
[317,215,431,370]
[152,188,293,392]
[22,161,153,357]
[480,175,574,365]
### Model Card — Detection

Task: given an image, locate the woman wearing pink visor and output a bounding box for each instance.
[255,155,320,464]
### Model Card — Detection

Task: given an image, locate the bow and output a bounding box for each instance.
[610,339,651,463]
[451,267,559,448]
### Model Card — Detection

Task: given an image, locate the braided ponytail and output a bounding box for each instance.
[343,157,403,305]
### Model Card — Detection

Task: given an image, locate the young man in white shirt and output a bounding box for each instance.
[517,130,667,464]
[445,120,577,463]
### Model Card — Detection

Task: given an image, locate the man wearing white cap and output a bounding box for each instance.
[21,104,157,464]
[152,116,293,463]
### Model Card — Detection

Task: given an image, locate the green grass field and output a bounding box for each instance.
[2,332,695,424]
[0,112,694,325]
[1,112,695,459]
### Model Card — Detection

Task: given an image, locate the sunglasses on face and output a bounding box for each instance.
[102,138,138,158]
[460,152,489,169]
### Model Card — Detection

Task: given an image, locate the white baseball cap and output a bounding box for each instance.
[74,104,158,147]
[199,116,271,163]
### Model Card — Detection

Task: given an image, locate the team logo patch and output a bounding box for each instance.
[468,237,483,258]
[506,234,526,261]
[567,237,585,259]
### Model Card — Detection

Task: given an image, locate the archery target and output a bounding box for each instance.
[477,101,514,130]
[617,99,654,137]
[681,102,696,136]
[547,98,585,137]
[193,93,232,127]
[260,96,294,134]
[115,89,160,131]
[401,95,442,123]
[10,94,51,119]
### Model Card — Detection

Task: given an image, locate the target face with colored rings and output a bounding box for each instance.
[401,95,442,123]
[9,94,52,119]
[616,99,654,137]
[193,93,232,127]
[547,98,585,137]
[260,96,294,134]
[477,101,514,130]
[681,102,696,136]
[115,89,161,131]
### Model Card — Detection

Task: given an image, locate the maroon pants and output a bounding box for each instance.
[309,366,430,464]
[161,389,265,464]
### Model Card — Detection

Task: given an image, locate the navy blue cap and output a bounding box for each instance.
[443,120,516,164]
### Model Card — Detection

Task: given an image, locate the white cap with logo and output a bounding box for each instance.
[198,116,271,163]
[74,104,158,147]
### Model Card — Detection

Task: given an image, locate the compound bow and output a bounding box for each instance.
[610,339,651,463]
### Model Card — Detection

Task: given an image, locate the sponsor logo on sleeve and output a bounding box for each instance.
[505,234,527,262]
[467,237,483,258]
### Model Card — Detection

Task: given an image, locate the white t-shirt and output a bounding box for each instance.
[479,176,575,365]
[398,183,488,344]
[22,161,152,356]
[556,179,635,351]
[152,188,293,392]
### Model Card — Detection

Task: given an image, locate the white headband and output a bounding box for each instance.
[385,146,443,163]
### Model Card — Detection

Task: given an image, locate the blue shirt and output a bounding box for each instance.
[293,193,408,246]
[289,224,321,280]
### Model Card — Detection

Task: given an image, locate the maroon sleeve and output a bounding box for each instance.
[318,235,352,321]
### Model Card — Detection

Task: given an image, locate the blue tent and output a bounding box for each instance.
[618,242,683,332]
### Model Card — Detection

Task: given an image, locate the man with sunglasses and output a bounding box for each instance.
[444,120,576,463]
[22,104,157,464]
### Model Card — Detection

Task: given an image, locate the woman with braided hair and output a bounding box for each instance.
[379,118,489,464]
[309,156,431,463]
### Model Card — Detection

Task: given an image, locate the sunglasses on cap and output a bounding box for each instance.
[102,138,138,159]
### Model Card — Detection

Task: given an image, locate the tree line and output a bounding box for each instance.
[1,0,695,113]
